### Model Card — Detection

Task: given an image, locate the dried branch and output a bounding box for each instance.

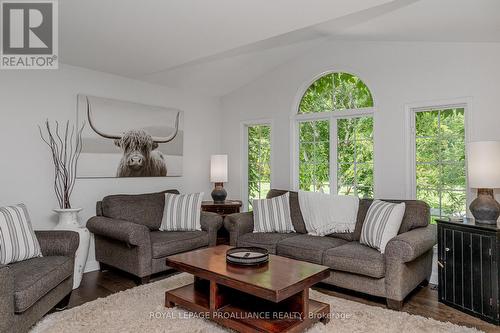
[39,119,85,209]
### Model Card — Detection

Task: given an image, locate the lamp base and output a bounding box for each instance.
[469,188,500,225]
[211,182,227,203]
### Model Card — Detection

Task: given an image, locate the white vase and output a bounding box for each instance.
[53,208,90,289]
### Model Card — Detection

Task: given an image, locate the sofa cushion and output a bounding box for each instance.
[353,199,430,240]
[267,189,307,234]
[237,233,298,254]
[101,190,179,230]
[150,231,208,258]
[277,234,348,264]
[323,242,385,278]
[9,256,72,313]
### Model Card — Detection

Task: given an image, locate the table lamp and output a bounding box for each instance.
[468,141,500,224]
[210,154,228,203]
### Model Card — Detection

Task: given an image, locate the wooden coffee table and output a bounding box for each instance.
[165,245,330,333]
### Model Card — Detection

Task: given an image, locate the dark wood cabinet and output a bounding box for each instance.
[437,218,499,325]
[202,200,242,245]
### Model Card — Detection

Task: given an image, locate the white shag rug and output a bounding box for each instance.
[31,273,482,333]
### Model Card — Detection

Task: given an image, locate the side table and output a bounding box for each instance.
[436,217,499,325]
[201,200,242,244]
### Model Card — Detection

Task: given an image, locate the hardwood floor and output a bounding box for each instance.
[68,268,498,333]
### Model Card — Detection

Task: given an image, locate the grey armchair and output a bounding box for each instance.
[87,190,223,284]
[0,230,79,333]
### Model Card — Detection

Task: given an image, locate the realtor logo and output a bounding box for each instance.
[1,0,58,69]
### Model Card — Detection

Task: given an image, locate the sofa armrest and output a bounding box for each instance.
[200,211,223,246]
[87,216,150,246]
[224,212,254,246]
[385,224,437,263]
[35,230,79,257]
[0,265,14,332]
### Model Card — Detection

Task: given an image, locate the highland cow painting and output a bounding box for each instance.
[76,95,184,178]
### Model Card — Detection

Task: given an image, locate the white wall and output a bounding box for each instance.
[221,41,500,202]
[0,64,222,272]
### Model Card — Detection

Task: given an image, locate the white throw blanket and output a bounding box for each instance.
[298,191,359,236]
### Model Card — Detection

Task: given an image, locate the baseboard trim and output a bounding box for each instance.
[84,260,100,273]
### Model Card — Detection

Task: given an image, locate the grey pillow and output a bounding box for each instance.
[101,189,179,230]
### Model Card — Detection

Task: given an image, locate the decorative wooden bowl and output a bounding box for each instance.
[226,247,269,266]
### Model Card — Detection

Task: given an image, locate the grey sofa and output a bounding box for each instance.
[225,189,436,310]
[87,190,223,284]
[0,230,79,333]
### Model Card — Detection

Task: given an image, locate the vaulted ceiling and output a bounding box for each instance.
[60,0,500,97]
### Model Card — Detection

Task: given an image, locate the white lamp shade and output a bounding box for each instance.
[210,155,228,183]
[468,141,500,188]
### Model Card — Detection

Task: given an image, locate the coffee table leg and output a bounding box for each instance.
[209,280,228,311]
[165,292,175,308]
[281,288,309,319]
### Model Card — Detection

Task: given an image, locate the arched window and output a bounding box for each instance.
[294,72,374,197]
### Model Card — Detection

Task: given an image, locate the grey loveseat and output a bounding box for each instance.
[0,230,79,333]
[225,189,436,310]
[87,190,223,284]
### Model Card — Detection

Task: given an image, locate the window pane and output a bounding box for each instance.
[299,72,373,113]
[299,120,329,192]
[441,162,466,190]
[355,117,374,140]
[338,184,355,196]
[357,186,373,199]
[338,163,355,190]
[299,163,315,191]
[415,110,439,137]
[441,191,466,218]
[337,118,355,142]
[356,163,374,197]
[316,163,330,192]
[299,143,315,163]
[414,108,466,220]
[416,138,440,163]
[416,164,440,188]
[299,122,315,141]
[417,187,440,217]
[441,136,465,162]
[247,124,271,209]
[356,140,373,163]
[316,142,330,164]
[299,74,333,114]
[440,108,465,138]
[337,141,355,164]
[336,116,374,198]
[332,72,373,110]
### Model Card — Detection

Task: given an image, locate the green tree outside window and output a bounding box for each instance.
[415,108,466,223]
[247,125,271,210]
[298,72,374,197]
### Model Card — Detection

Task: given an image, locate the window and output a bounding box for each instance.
[245,124,271,210]
[299,120,330,193]
[337,117,374,197]
[412,107,466,222]
[296,72,374,197]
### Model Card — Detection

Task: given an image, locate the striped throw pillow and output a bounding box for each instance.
[159,193,203,231]
[0,204,42,265]
[253,192,295,233]
[360,200,406,253]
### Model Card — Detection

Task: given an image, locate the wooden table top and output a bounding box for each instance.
[201,200,242,207]
[166,245,330,302]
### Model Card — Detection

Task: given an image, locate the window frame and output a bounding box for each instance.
[291,71,376,195]
[241,119,274,211]
[405,98,472,218]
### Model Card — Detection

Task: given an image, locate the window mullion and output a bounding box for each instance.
[331,115,337,194]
